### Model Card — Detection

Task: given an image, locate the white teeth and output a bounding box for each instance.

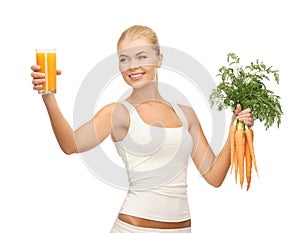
[130,73,143,78]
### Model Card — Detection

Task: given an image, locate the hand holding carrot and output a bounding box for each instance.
[210,53,282,190]
[232,104,254,128]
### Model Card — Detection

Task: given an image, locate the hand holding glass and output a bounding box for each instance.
[36,49,56,94]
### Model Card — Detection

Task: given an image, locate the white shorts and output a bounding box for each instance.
[110,218,192,233]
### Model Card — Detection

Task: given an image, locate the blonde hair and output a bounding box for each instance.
[117,25,160,55]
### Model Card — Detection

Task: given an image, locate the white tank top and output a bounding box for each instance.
[114,101,193,222]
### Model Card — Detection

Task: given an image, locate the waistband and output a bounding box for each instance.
[110,218,192,233]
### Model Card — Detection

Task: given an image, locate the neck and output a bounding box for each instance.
[127,81,165,105]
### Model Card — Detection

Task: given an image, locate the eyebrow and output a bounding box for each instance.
[119,51,148,57]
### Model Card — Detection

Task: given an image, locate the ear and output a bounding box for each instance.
[157,53,163,68]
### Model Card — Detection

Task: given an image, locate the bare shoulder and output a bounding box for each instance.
[176,104,199,127]
[177,104,193,113]
[95,101,128,117]
[94,102,130,128]
[94,102,116,117]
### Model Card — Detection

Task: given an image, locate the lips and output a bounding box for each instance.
[129,73,145,80]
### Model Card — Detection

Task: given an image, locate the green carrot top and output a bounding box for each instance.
[209,53,283,130]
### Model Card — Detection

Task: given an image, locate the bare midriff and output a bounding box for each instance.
[118,213,191,229]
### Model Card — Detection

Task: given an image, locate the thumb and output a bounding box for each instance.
[56,70,62,75]
[235,104,242,116]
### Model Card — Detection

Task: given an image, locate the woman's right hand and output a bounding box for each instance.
[30,65,61,92]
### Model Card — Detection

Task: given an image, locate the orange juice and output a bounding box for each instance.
[36,49,56,94]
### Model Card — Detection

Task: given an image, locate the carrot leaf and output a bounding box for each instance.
[210,53,283,130]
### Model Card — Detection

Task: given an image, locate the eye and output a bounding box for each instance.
[138,55,147,60]
[119,58,127,63]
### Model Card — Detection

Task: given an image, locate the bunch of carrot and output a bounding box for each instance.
[230,119,258,191]
[210,53,283,190]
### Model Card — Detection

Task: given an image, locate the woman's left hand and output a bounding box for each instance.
[233,104,254,127]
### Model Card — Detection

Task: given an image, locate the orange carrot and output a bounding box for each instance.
[245,125,258,176]
[230,118,237,174]
[234,146,238,184]
[245,139,252,191]
[235,121,245,188]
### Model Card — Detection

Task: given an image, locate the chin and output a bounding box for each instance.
[131,79,156,88]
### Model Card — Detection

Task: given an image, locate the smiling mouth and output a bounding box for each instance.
[129,73,145,80]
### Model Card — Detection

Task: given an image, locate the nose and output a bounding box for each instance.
[119,60,139,73]
[129,59,139,70]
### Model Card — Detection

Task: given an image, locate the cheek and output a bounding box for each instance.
[143,65,157,73]
[119,63,129,73]
[120,73,131,85]
[120,71,129,79]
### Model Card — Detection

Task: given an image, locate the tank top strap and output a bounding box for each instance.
[119,100,135,114]
[170,103,189,129]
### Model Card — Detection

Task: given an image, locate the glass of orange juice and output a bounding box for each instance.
[36,49,56,94]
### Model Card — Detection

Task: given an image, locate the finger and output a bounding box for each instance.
[240,107,252,115]
[235,104,242,116]
[32,78,45,85]
[31,65,41,71]
[238,117,253,122]
[33,84,43,91]
[238,116,254,125]
[237,113,254,121]
[31,72,45,79]
[244,121,253,127]
[245,119,254,127]
[238,112,253,119]
[56,70,62,75]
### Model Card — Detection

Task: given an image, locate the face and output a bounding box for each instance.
[118,38,162,87]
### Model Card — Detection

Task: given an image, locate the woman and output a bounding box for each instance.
[31,25,254,233]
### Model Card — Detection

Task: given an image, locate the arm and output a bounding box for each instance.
[196,122,231,187]
[31,65,114,155]
[42,94,77,154]
[42,94,114,155]
[188,105,253,187]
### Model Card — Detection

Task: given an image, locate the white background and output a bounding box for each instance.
[0,0,299,232]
